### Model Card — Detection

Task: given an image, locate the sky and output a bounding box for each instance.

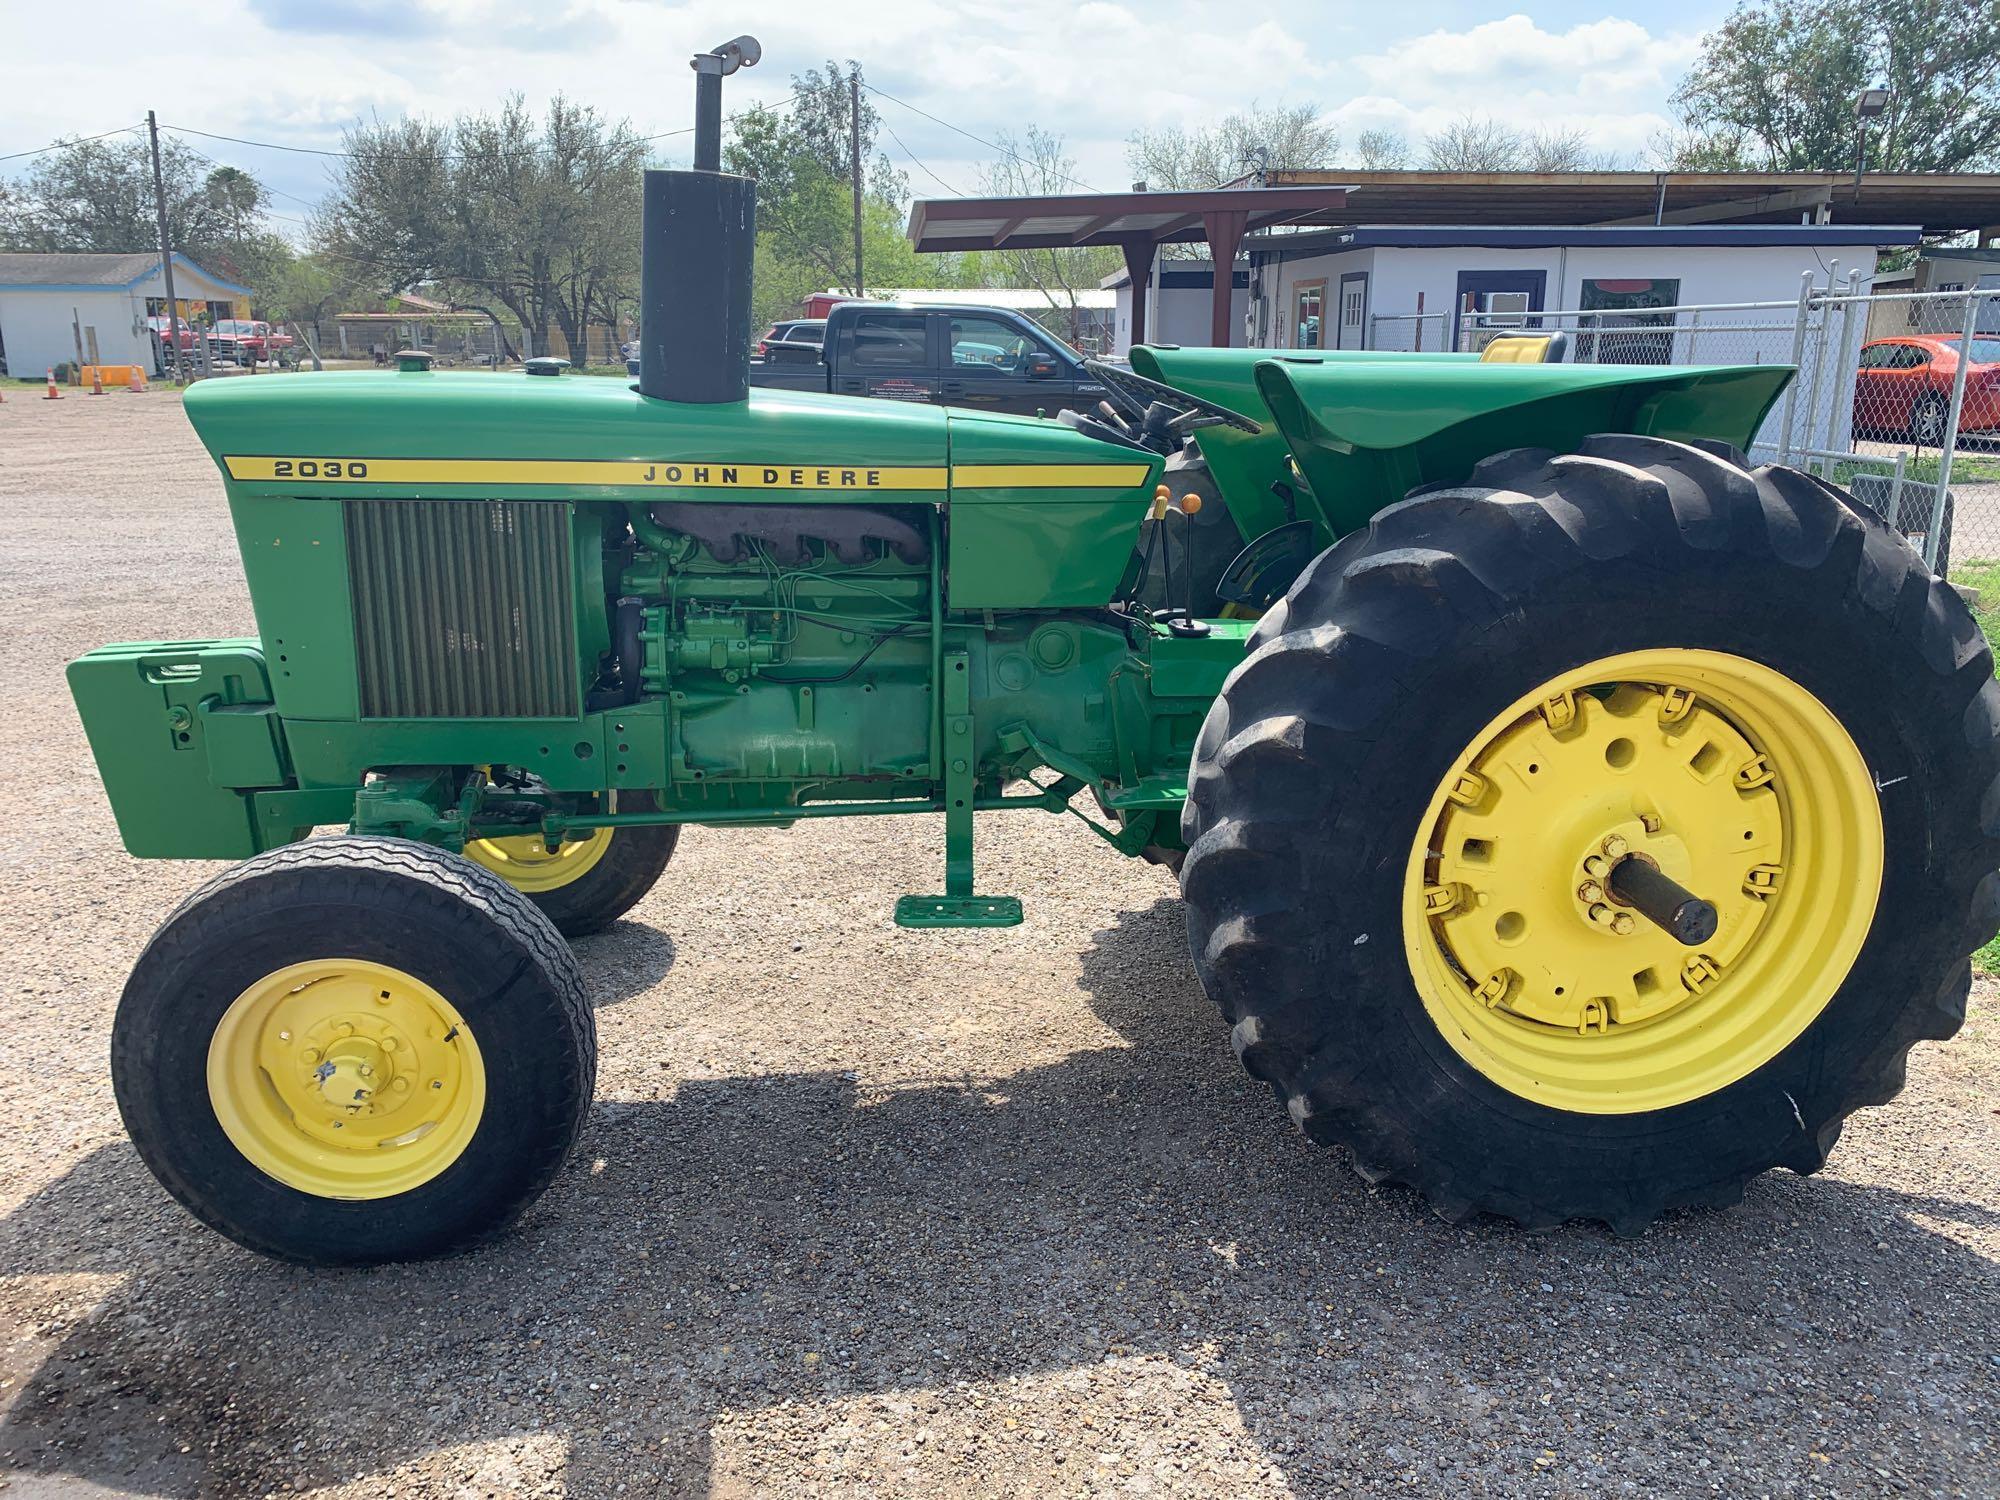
[0,0,1742,235]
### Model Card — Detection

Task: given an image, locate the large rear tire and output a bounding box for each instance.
[112,836,595,1264]
[1181,435,2000,1233]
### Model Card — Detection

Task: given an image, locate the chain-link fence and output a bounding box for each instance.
[1378,277,2000,583]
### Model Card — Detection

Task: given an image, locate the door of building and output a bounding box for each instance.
[1336,273,1369,350]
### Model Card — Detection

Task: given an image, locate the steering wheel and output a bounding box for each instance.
[1084,359,1263,438]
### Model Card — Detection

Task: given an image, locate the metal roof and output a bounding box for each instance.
[906,186,1350,253]
[1254,224,1925,255]
[1254,169,2000,232]
[907,174,2000,254]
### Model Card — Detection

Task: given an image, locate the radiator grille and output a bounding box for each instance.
[346,499,577,719]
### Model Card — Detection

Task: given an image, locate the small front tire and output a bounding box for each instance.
[112,836,595,1264]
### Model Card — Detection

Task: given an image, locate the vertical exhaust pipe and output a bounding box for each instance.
[637,169,756,404]
[637,35,761,405]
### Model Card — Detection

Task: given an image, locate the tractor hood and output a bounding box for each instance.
[184,372,955,505]
[1130,345,1793,539]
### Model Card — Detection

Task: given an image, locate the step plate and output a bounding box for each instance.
[894,895,1025,929]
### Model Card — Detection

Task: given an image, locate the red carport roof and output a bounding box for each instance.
[905,186,1350,253]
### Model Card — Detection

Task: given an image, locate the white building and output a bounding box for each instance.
[1101,261,1249,354]
[0,251,251,378]
[1246,225,1918,360]
[1104,226,1917,362]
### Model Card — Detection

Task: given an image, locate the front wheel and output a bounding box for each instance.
[112,836,595,1264]
[1181,435,2000,1233]
[465,791,679,937]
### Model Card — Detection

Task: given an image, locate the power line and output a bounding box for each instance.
[160,95,800,166]
[0,122,143,164]
[862,84,1099,193]
[878,117,963,198]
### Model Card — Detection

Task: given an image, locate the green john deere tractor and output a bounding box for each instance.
[70,164,2000,1263]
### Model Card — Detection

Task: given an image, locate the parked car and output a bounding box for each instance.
[147,316,205,360]
[755,318,825,358]
[747,302,1104,416]
[210,320,294,367]
[1853,334,2000,444]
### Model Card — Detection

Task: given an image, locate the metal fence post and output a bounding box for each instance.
[1925,288,1982,572]
[1778,271,1815,464]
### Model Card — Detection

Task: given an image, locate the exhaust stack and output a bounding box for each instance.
[637,168,756,404]
[637,37,761,405]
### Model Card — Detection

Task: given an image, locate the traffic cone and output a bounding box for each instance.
[44,368,61,400]
[127,367,146,393]
[90,367,105,396]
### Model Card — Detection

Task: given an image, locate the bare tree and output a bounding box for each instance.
[1422,115,1526,172]
[1353,128,1410,169]
[1127,104,1339,188]
[980,128,1119,345]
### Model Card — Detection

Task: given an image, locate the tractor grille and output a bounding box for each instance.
[346,499,577,719]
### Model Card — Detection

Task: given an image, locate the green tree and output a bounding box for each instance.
[0,134,268,266]
[1672,0,2000,171]
[723,61,927,331]
[320,95,646,359]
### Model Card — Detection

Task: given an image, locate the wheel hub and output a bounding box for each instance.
[207,960,485,1197]
[1404,651,1883,1114]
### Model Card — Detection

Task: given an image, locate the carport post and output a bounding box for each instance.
[1200,210,1248,348]
[1118,237,1154,349]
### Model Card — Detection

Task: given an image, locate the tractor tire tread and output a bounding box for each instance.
[1181,433,2000,1233]
[114,836,594,1264]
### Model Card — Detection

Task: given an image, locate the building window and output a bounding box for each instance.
[1576,278,1680,364]
[1294,282,1325,349]
[206,300,234,323]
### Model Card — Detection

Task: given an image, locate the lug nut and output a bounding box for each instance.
[1601,834,1629,859]
[1611,912,1636,936]
[1588,903,1613,924]
[1639,813,1662,834]
[1577,880,1604,903]
[1584,855,1609,878]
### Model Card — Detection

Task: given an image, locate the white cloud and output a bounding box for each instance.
[0,3,1704,222]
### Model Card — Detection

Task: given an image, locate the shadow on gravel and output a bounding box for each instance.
[571,921,677,1008]
[3,896,1996,1496]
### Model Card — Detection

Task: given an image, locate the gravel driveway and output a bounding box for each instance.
[1,390,1996,1498]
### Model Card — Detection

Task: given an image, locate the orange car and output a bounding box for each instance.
[1853,333,2000,444]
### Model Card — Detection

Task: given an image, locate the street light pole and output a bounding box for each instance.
[1853,87,1890,195]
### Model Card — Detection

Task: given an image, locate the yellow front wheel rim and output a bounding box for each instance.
[207,960,486,1198]
[1403,649,1883,1114]
[464,827,614,893]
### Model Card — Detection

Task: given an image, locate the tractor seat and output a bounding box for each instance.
[1480,332,1568,364]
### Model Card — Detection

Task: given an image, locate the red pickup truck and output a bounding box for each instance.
[211,320,294,367]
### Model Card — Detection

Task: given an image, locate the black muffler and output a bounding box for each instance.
[637,168,756,404]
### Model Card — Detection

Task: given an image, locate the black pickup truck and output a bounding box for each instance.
[746,301,1107,416]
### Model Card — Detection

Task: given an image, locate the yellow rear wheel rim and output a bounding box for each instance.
[207,959,486,1198]
[1402,649,1883,1114]
[464,827,614,893]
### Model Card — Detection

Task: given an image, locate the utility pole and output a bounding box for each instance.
[849,71,864,298]
[147,110,183,383]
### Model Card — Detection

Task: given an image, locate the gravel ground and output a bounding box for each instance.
[1,389,1996,1499]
